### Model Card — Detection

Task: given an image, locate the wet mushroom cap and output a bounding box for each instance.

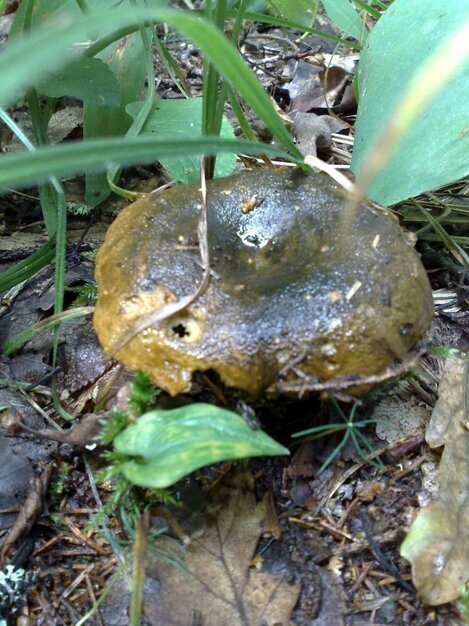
[94,168,433,396]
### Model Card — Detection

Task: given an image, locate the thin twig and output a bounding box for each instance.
[268,345,428,397]
[359,508,414,594]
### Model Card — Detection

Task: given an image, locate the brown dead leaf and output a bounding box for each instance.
[286,60,348,112]
[6,107,83,152]
[145,472,301,626]
[292,112,331,158]
[401,357,469,605]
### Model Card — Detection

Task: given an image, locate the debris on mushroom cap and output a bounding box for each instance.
[94,168,433,397]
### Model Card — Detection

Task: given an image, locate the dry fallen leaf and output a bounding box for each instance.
[286,60,348,112]
[145,472,301,626]
[401,357,469,605]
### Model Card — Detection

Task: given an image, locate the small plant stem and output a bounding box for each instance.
[130,510,150,626]
[318,430,351,475]
[107,0,156,195]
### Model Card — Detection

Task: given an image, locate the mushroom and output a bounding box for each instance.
[94,168,433,396]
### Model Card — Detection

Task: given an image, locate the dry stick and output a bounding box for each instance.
[269,345,428,396]
[341,19,469,235]
[108,157,211,357]
[129,510,150,626]
[359,508,414,594]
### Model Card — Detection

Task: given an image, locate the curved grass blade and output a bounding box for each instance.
[0,239,56,292]
[231,10,361,49]
[3,306,94,356]
[0,136,299,189]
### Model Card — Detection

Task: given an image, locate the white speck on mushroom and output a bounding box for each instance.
[346,281,362,301]
[372,234,380,248]
[320,343,337,357]
[330,318,341,330]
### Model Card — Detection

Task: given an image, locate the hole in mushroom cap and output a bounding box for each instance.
[165,311,205,344]
[172,323,189,338]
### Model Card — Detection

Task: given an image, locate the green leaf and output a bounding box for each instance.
[84,33,147,206]
[321,0,362,39]
[38,57,120,105]
[114,404,289,488]
[236,10,361,49]
[10,0,81,36]
[127,98,237,183]
[267,0,317,28]
[351,0,469,206]
[0,135,297,189]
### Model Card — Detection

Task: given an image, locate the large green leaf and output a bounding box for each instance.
[114,404,289,488]
[267,0,317,28]
[127,98,237,183]
[320,0,362,40]
[84,33,148,206]
[351,0,469,206]
[38,57,120,105]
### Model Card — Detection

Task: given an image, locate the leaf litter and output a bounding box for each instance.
[401,357,469,605]
[143,472,302,626]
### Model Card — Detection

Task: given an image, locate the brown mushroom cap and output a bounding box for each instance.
[94,168,433,396]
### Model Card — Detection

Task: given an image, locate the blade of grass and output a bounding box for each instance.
[0,239,56,292]
[3,306,94,356]
[411,198,469,268]
[0,136,300,189]
[153,36,192,98]
[292,423,350,438]
[226,85,257,141]
[317,430,351,475]
[202,0,229,177]
[352,0,381,19]
[230,10,361,49]
[352,428,384,468]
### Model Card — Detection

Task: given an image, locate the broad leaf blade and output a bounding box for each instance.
[268,0,317,28]
[321,0,362,40]
[351,0,469,206]
[114,404,289,488]
[127,98,237,183]
[84,33,147,206]
[38,57,120,105]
